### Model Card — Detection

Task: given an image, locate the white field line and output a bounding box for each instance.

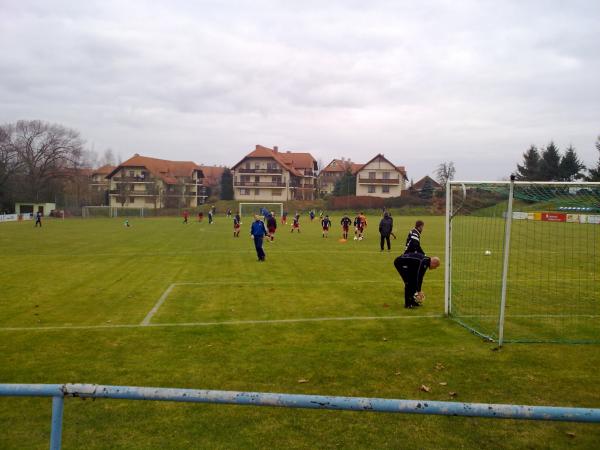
[0,314,443,332]
[458,314,600,319]
[141,283,177,326]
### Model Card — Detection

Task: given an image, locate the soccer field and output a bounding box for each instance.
[1,214,600,449]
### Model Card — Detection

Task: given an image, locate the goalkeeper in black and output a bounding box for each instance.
[394,252,440,308]
[405,220,425,254]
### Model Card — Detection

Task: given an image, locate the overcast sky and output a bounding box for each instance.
[1,0,599,180]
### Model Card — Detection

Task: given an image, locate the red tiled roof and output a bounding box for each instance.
[93,164,116,176]
[200,165,226,187]
[352,154,408,179]
[412,175,441,190]
[107,155,203,184]
[233,145,318,177]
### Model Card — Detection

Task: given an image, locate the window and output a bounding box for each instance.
[129,196,135,203]
[245,163,251,169]
[129,170,135,177]
[239,188,249,195]
[369,172,376,179]
[382,185,390,193]
[241,175,250,182]
[255,163,260,170]
[254,189,260,195]
[368,185,376,193]
[272,176,281,183]
[382,172,390,179]
[145,197,154,204]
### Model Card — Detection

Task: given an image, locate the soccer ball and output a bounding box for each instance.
[353,236,358,240]
[358,236,363,241]
[484,250,492,256]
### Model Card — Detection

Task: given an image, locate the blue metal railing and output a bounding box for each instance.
[1,383,600,449]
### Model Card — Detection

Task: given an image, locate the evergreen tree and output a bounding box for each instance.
[559,145,586,181]
[419,177,434,199]
[539,142,562,181]
[586,136,600,182]
[332,169,356,196]
[515,145,541,180]
[219,168,234,200]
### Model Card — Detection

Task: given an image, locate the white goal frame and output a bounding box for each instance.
[82,206,145,218]
[238,203,284,219]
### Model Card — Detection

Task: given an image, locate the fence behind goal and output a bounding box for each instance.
[446,180,600,344]
[82,206,145,218]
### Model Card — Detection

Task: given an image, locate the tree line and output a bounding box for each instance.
[515,137,600,182]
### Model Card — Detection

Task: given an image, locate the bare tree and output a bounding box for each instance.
[12,120,84,201]
[100,148,116,166]
[435,161,456,187]
[0,124,21,195]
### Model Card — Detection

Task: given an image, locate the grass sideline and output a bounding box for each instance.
[1,214,600,449]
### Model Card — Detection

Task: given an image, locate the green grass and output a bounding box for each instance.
[1,214,600,449]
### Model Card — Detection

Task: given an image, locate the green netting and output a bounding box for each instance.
[448,182,600,344]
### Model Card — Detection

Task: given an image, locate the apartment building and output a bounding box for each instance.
[231,145,318,201]
[106,154,205,209]
[318,158,362,195]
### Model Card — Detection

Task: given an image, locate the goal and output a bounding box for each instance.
[445,179,600,345]
[239,203,284,219]
[82,206,145,218]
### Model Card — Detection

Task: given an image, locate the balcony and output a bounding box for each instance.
[112,176,155,183]
[234,181,287,188]
[237,168,283,174]
[358,177,401,185]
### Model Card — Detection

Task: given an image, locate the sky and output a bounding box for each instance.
[1,0,599,181]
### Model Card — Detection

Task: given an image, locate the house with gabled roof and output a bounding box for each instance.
[318,158,363,195]
[231,145,318,201]
[106,154,205,209]
[353,154,408,198]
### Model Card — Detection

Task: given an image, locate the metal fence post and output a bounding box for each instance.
[444,180,452,316]
[50,395,64,450]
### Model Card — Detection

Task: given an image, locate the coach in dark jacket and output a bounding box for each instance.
[379,212,393,251]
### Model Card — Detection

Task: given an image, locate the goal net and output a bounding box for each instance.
[82,206,145,218]
[446,180,600,344]
[239,203,284,219]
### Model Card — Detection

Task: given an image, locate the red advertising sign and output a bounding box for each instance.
[541,213,567,222]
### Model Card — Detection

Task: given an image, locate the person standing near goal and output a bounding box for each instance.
[34,211,42,227]
[266,211,277,241]
[321,215,332,238]
[405,220,425,254]
[291,213,300,233]
[250,215,269,261]
[394,253,440,308]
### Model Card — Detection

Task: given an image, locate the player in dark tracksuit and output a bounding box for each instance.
[394,252,439,308]
[404,220,425,254]
[251,216,269,261]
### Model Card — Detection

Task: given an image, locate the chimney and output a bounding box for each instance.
[134,153,140,157]
[273,146,278,153]
[255,145,260,150]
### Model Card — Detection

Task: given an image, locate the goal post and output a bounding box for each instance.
[82,206,145,218]
[446,179,600,344]
[238,203,284,219]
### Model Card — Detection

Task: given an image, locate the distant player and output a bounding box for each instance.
[266,211,277,241]
[198,211,204,222]
[309,210,315,221]
[208,210,214,224]
[353,214,361,239]
[356,212,367,240]
[281,211,288,225]
[233,213,241,237]
[340,214,352,240]
[321,215,332,238]
[183,210,189,224]
[124,219,130,227]
[34,211,42,227]
[291,213,300,233]
[227,208,232,218]
[405,220,425,255]
[379,212,394,251]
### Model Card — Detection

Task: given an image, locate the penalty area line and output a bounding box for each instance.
[0,314,443,332]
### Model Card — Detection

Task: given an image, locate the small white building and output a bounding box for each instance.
[354,154,408,198]
[15,202,56,216]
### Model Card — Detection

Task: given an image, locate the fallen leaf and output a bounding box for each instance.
[382,337,388,341]
[565,432,576,438]
[439,382,447,386]
[297,379,309,384]
[394,371,402,376]
[435,363,445,371]
[449,391,457,398]
[420,385,431,392]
